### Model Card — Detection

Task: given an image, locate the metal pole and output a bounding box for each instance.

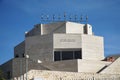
[25,55,29,80]
[25,54,29,80]
[20,59,22,80]
[25,58,27,80]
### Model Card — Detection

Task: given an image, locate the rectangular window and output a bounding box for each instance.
[22,53,25,57]
[62,51,73,60]
[15,54,19,58]
[7,71,11,79]
[54,49,82,61]
[74,51,82,59]
[54,51,61,61]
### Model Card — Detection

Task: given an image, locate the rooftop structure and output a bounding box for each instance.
[0,21,120,80]
[15,21,104,62]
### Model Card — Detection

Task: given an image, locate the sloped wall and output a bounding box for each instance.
[100,57,120,74]
[78,59,111,73]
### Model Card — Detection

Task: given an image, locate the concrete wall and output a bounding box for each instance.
[82,34,104,60]
[42,60,78,72]
[25,21,91,37]
[25,24,42,37]
[78,59,111,73]
[66,22,84,34]
[54,24,66,33]
[54,34,82,49]
[100,57,120,74]
[42,59,111,73]
[41,22,65,35]
[54,34,104,61]
[25,34,53,62]
[12,58,26,77]
[12,58,50,78]
[14,41,25,58]
[0,58,117,80]
[0,59,13,79]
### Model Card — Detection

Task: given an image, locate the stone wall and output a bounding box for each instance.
[14,70,120,80]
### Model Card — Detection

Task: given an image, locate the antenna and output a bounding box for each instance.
[58,14,61,20]
[40,14,44,20]
[40,13,88,23]
[64,12,66,21]
[46,15,49,20]
[74,15,77,21]
[80,15,83,22]
[53,14,55,21]
[86,15,88,23]
[69,15,72,21]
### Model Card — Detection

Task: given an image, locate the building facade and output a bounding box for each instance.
[0,21,120,80]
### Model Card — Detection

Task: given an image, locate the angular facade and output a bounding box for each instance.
[15,21,104,62]
[0,21,120,80]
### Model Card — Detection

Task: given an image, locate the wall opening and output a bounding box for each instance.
[7,71,11,79]
[84,25,88,34]
[15,54,19,58]
[54,49,82,61]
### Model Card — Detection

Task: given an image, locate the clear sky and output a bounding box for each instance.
[0,0,120,65]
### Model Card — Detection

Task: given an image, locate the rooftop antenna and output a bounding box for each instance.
[53,14,55,22]
[64,12,66,21]
[74,15,77,22]
[69,15,72,21]
[80,15,83,22]
[46,15,49,20]
[58,14,61,20]
[40,13,87,23]
[40,14,44,21]
[86,15,88,23]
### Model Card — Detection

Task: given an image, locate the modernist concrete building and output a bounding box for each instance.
[0,21,120,80]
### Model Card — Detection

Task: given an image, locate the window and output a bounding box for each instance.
[22,53,25,57]
[54,50,82,61]
[62,51,73,60]
[15,54,19,58]
[74,51,82,59]
[7,71,11,79]
[54,51,61,61]
[84,26,88,34]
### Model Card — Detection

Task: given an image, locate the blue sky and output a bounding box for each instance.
[0,0,120,65]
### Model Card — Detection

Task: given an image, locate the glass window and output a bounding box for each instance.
[74,51,82,59]
[15,54,19,58]
[22,53,25,57]
[7,71,11,79]
[54,51,61,61]
[54,50,82,61]
[62,51,73,60]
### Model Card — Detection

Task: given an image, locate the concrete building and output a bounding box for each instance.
[0,21,120,80]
